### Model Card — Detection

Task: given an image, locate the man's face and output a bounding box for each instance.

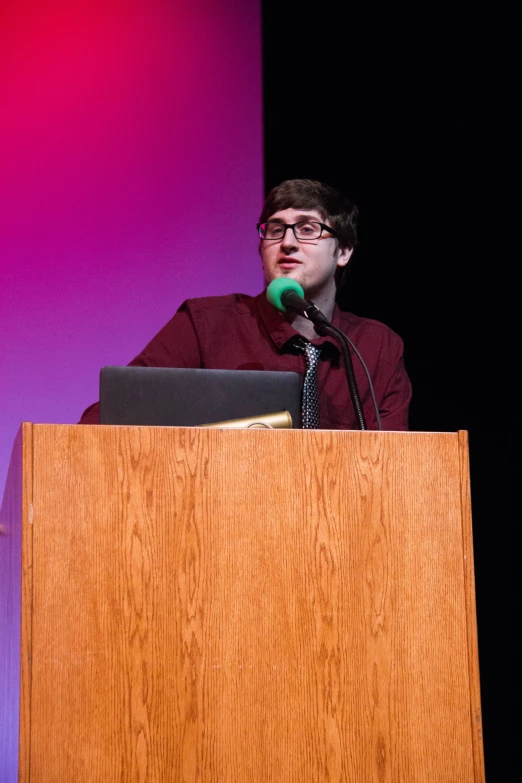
[259,208,352,298]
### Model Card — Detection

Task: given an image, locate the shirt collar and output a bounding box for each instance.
[256,290,342,352]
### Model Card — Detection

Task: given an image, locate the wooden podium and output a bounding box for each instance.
[0,423,485,782]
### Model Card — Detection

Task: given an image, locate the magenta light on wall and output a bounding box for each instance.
[0,0,264,500]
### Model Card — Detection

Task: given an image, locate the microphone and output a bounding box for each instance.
[266,278,330,328]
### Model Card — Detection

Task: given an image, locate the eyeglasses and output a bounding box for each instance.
[257,221,338,241]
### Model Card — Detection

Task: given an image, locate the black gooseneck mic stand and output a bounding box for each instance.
[279,288,381,431]
[313,320,367,431]
[281,292,367,430]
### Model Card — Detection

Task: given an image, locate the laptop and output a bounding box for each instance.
[99,366,302,428]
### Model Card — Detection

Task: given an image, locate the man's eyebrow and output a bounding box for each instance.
[267,213,322,222]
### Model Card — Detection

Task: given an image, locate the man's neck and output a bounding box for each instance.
[286,286,337,341]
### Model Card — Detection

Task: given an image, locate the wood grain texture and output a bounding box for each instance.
[20,425,482,781]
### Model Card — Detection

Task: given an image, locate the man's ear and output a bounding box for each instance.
[337,246,354,268]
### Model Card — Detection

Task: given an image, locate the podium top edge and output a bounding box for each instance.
[23,423,467,436]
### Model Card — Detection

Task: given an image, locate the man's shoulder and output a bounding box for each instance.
[181,292,259,315]
[337,309,405,345]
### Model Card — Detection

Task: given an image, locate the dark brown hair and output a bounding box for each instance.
[259,179,359,249]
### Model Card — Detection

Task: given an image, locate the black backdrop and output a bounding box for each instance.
[261,3,515,779]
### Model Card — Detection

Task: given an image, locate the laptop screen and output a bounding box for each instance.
[99,366,302,428]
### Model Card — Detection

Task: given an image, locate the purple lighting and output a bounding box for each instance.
[0,0,264,496]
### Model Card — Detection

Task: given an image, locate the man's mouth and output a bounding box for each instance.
[278,257,301,268]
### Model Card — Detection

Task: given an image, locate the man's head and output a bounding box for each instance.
[258,179,359,247]
[257,179,359,298]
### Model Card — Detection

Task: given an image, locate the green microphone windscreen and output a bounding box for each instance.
[266,278,305,312]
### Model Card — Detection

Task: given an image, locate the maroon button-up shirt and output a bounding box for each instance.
[79,291,412,430]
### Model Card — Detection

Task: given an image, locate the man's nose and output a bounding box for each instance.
[280,226,298,247]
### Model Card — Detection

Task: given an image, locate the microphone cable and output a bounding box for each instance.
[314,321,382,432]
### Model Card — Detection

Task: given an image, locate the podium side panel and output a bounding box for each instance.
[0,423,33,783]
[458,430,485,782]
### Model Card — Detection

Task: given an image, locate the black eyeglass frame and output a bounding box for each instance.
[256,221,339,240]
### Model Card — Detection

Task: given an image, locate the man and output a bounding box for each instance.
[79,179,411,429]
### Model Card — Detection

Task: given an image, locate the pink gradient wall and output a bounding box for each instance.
[0,0,264,499]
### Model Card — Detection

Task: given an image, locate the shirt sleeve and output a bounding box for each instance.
[78,301,202,424]
[377,336,412,431]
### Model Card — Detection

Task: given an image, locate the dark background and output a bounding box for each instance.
[261,3,516,779]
